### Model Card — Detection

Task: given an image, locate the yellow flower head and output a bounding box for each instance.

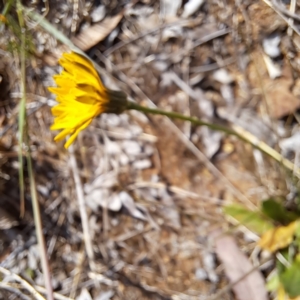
[49,52,127,148]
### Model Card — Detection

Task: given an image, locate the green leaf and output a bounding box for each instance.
[266,273,280,292]
[276,248,290,274]
[280,259,300,298]
[261,199,299,224]
[224,204,273,235]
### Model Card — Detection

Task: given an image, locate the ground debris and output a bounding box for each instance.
[0,0,299,299]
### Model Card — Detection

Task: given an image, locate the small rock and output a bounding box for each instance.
[133,159,152,169]
[144,144,154,156]
[195,268,208,280]
[122,140,141,156]
[213,69,233,84]
[119,153,129,165]
[105,114,121,127]
[90,5,106,23]
[263,34,281,58]
[107,193,123,211]
[105,140,121,155]
[220,84,234,105]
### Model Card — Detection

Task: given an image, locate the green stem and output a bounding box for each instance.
[2,0,14,16]
[128,101,235,135]
[127,101,300,178]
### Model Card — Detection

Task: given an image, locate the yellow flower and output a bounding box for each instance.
[49,51,127,148]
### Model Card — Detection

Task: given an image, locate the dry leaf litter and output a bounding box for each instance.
[1,0,300,299]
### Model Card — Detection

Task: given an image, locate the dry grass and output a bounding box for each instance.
[0,0,300,299]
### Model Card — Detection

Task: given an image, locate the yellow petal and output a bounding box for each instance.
[62,52,100,78]
[53,74,76,88]
[54,128,74,142]
[51,105,99,129]
[64,119,92,148]
[59,53,103,90]
[48,51,127,148]
[71,67,102,90]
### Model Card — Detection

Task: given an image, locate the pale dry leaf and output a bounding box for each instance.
[262,54,282,79]
[96,290,114,300]
[182,0,205,18]
[160,0,182,18]
[76,288,93,300]
[72,12,124,51]
[214,234,268,300]
[119,191,147,220]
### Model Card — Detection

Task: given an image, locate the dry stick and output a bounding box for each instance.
[262,0,300,36]
[103,18,203,57]
[287,0,297,36]
[190,57,235,73]
[71,0,79,33]
[16,2,25,219]
[26,143,54,300]
[0,283,32,300]
[68,144,95,271]
[271,0,300,21]
[128,181,226,205]
[34,286,74,300]
[16,3,54,300]
[0,266,46,300]
[69,246,85,299]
